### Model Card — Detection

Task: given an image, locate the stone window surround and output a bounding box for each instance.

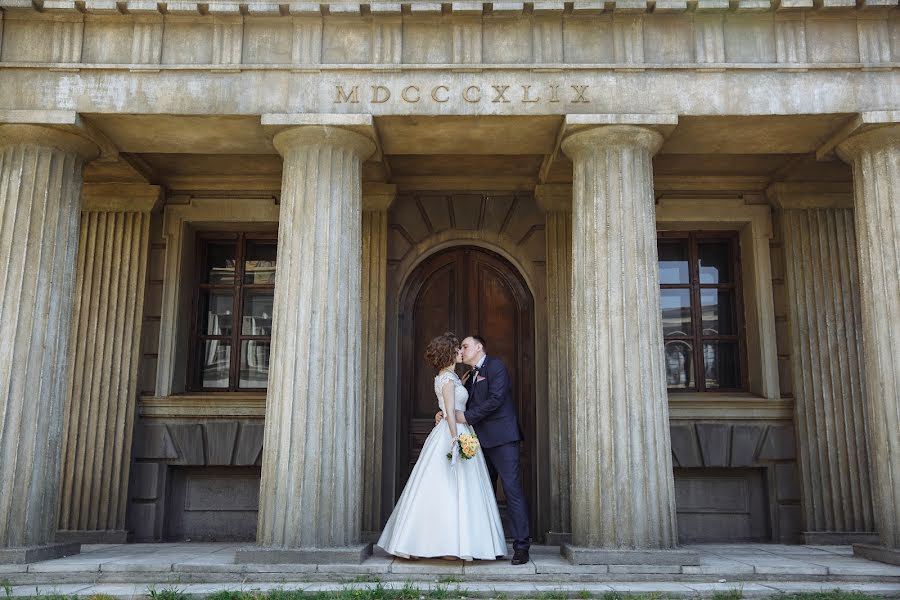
[656,196,781,405]
[154,196,280,399]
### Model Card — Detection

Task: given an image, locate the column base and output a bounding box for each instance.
[0,543,81,564]
[803,531,880,545]
[235,543,373,564]
[55,530,131,544]
[562,544,700,566]
[853,543,900,566]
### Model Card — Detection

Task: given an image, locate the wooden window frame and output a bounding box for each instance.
[187,231,277,392]
[658,230,748,393]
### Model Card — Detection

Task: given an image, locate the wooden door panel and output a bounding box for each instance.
[399,246,536,537]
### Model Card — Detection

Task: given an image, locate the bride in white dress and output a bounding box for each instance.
[377,331,506,561]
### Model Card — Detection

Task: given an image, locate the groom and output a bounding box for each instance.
[443,335,531,565]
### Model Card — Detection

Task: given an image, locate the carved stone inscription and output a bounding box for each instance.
[335,83,591,105]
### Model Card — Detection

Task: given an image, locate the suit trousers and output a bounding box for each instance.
[482,441,531,552]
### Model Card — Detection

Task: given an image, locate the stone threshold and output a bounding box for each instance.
[5,579,900,600]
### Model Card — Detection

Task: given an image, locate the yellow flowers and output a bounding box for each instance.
[447,433,480,461]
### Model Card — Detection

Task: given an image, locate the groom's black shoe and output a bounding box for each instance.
[511,550,530,565]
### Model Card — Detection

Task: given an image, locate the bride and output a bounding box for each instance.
[377,331,506,560]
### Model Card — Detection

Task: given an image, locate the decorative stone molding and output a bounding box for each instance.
[837,122,900,553]
[0,4,895,70]
[0,123,98,563]
[57,184,160,544]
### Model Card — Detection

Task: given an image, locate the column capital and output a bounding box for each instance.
[535,184,572,213]
[836,123,900,162]
[272,125,376,162]
[561,124,666,161]
[81,184,163,212]
[0,124,100,160]
[362,183,397,212]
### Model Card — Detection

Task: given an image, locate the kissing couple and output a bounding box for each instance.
[377,332,531,565]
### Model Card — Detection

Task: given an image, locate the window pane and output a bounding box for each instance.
[700,289,736,336]
[665,340,695,389]
[658,240,690,284]
[698,240,733,284]
[660,289,693,336]
[242,291,274,336]
[245,241,277,284]
[204,242,237,284]
[200,340,231,388]
[200,291,234,336]
[240,340,270,388]
[703,341,739,389]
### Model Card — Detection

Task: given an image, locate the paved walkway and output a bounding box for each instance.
[1,543,899,598]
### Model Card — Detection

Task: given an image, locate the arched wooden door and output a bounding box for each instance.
[398,247,535,534]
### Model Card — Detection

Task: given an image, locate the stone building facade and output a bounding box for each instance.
[0,0,898,566]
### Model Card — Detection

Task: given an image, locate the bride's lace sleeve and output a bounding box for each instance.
[434,372,455,397]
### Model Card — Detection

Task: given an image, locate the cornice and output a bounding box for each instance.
[0,2,895,71]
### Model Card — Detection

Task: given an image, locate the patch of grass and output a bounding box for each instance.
[1,580,11,599]
[86,595,119,600]
[490,591,509,600]
[712,587,743,600]
[147,586,190,600]
[577,591,593,600]
[436,577,461,585]
[537,590,568,600]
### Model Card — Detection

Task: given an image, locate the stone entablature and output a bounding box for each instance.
[0,2,896,70]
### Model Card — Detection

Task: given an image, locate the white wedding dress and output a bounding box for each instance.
[377,370,506,560]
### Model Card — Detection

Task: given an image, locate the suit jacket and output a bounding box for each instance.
[463,355,523,449]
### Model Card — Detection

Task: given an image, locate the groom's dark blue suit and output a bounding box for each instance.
[464,355,531,553]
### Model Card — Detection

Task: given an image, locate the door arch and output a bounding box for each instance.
[398,246,536,535]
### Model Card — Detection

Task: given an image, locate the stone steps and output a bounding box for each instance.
[3,579,900,600]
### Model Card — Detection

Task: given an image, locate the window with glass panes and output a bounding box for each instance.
[657,232,745,392]
[189,233,277,391]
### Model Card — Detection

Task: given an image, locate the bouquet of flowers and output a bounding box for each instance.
[447,433,480,462]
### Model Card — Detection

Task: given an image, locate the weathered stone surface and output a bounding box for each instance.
[58,186,156,542]
[669,425,702,468]
[0,125,97,561]
[779,205,875,537]
[536,184,572,538]
[132,423,178,460]
[757,424,796,460]
[234,423,265,466]
[562,545,700,566]
[838,125,900,551]
[253,125,375,555]
[853,543,900,567]
[205,422,240,466]
[561,124,677,552]
[696,424,730,468]
[361,184,395,534]
[167,423,206,465]
[235,546,372,565]
[730,425,764,467]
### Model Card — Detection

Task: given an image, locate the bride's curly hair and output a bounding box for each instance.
[424,331,460,370]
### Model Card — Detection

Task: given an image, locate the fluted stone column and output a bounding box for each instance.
[780,203,876,544]
[0,124,98,563]
[560,125,696,565]
[837,125,900,565]
[536,184,573,543]
[361,183,395,535]
[56,185,159,544]
[237,125,375,563]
